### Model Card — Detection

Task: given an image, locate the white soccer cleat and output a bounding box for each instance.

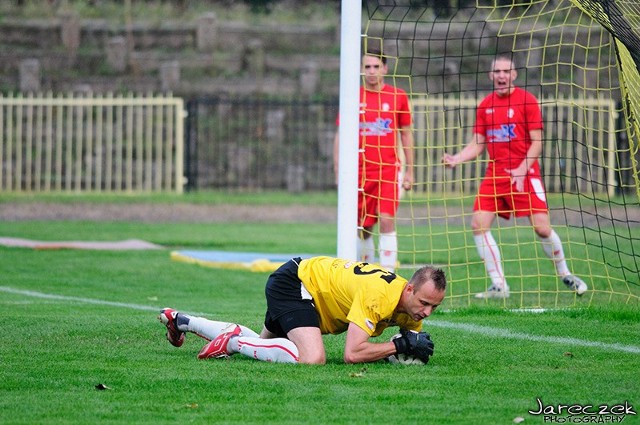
[475,284,510,299]
[562,274,588,295]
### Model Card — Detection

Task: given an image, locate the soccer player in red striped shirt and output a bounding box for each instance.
[333,48,414,272]
[442,54,587,298]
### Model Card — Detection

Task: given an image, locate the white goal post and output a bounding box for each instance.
[335,1,362,260]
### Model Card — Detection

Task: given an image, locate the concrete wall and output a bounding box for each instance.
[0,13,339,96]
[0,10,616,99]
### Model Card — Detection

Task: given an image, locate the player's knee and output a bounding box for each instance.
[259,327,277,339]
[298,352,326,365]
[534,226,552,238]
[287,326,325,364]
[471,221,488,234]
[379,222,395,233]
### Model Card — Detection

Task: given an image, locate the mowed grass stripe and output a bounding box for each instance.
[3,285,638,355]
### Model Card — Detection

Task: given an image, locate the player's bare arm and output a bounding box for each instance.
[332,132,340,186]
[400,126,414,190]
[343,322,398,364]
[442,133,486,168]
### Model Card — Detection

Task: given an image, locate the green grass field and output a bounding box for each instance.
[0,195,639,424]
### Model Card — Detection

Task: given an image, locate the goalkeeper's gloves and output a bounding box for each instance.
[392,329,435,363]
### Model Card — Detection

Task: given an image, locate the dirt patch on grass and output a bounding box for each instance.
[0,202,337,223]
[0,201,637,227]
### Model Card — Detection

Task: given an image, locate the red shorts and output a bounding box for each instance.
[359,166,400,228]
[473,174,549,220]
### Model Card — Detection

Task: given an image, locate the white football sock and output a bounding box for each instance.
[474,232,506,287]
[538,230,571,276]
[357,236,375,263]
[227,336,299,364]
[379,231,397,272]
[181,315,260,340]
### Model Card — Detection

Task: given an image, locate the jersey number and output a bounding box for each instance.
[353,264,396,284]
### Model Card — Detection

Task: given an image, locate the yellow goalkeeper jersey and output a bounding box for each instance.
[297,256,422,336]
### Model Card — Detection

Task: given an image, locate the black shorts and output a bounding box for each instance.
[263,257,320,337]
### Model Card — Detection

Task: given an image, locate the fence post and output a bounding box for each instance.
[299,61,320,95]
[106,36,128,73]
[197,12,218,51]
[286,165,305,193]
[160,61,181,92]
[19,59,41,92]
[58,10,80,65]
[245,39,265,78]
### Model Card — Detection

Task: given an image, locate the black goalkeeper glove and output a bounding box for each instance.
[392,330,435,363]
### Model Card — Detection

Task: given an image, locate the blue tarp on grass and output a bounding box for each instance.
[170,250,321,272]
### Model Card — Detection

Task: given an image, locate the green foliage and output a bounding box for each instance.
[1,0,340,25]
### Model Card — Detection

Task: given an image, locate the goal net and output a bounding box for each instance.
[355,0,640,308]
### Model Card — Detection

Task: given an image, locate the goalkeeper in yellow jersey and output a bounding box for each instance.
[159,256,446,364]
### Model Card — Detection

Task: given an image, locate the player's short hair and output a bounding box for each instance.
[364,48,387,65]
[409,266,447,292]
[492,54,517,70]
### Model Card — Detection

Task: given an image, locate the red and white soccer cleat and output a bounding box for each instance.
[197,325,242,359]
[158,308,186,347]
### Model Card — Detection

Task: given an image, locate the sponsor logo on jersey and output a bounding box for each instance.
[487,123,516,143]
[360,118,393,136]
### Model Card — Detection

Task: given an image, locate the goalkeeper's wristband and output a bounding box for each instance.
[393,335,409,354]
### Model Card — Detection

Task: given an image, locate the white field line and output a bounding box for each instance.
[0,286,159,312]
[2,285,639,355]
[0,286,212,317]
[428,320,640,354]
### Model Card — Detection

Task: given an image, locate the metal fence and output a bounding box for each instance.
[0,92,185,193]
[187,94,624,196]
[184,96,338,192]
[0,92,630,196]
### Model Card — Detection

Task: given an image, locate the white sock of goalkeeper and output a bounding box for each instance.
[474,232,506,287]
[538,230,571,276]
[379,231,397,272]
[227,336,299,364]
[179,315,260,341]
[357,235,375,263]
